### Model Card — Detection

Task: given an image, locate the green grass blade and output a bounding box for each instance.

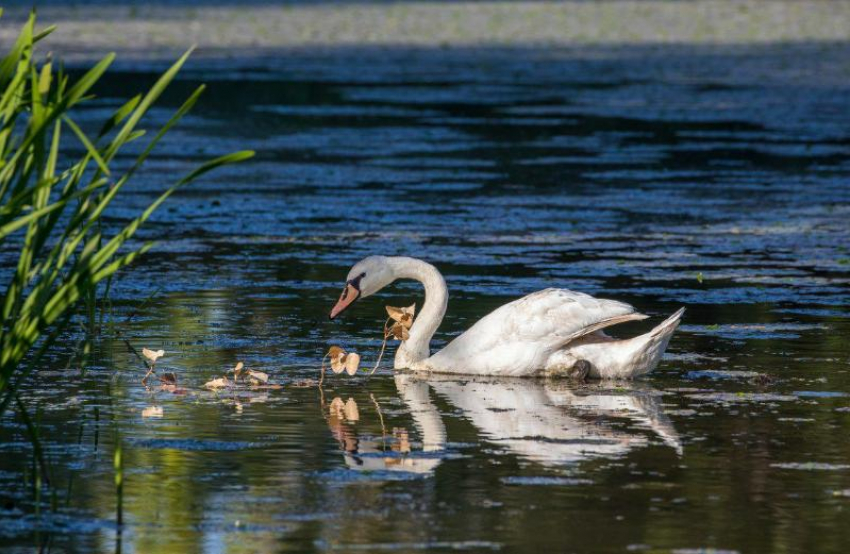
[104,47,194,162]
[62,116,110,176]
[97,94,141,139]
[64,54,114,108]
[32,25,57,44]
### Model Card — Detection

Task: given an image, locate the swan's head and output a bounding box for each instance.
[329,256,395,319]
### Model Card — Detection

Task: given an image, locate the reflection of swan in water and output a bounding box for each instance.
[326,375,681,474]
[425,375,681,466]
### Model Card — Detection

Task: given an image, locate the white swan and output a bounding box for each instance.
[329,256,684,379]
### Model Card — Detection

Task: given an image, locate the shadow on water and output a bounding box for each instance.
[1,42,850,552]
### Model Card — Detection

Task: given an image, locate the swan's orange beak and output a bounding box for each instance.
[329,282,360,319]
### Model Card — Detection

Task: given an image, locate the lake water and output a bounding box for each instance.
[1,43,849,553]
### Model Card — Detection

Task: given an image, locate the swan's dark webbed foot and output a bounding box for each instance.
[546,359,591,381]
[569,359,591,382]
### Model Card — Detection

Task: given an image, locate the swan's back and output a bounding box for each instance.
[422,288,646,376]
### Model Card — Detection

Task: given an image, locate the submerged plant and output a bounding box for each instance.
[320,346,360,385]
[370,303,416,375]
[140,348,165,386]
[321,303,417,382]
[385,304,416,341]
[205,361,276,390]
[0,12,254,415]
[229,361,269,385]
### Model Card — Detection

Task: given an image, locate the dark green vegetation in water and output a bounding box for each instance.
[0,13,253,420]
[1,37,849,553]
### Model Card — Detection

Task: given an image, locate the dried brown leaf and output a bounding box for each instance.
[344,353,360,376]
[329,351,346,374]
[231,361,245,380]
[329,347,360,375]
[386,303,416,329]
[247,369,269,384]
[158,372,177,385]
[386,322,410,341]
[204,376,231,390]
[142,348,165,363]
[142,406,163,418]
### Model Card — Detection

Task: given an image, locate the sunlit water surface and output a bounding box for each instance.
[1,44,850,553]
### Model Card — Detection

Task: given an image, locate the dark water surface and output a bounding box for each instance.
[2,44,850,553]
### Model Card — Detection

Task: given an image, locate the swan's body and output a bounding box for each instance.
[330,256,683,379]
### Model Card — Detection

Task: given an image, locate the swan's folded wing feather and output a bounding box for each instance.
[494,288,641,345]
[430,288,643,374]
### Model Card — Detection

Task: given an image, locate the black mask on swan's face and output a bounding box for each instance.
[329,256,396,319]
[329,273,364,319]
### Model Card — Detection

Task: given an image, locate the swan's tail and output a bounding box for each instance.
[550,307,685,379]
[625,307,685,378]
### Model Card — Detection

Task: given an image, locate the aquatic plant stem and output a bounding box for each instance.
[370,393,387,449]
[319,352,329,387]
[14,394,51,487]
[369,316,394,376]
[114,439,123,527]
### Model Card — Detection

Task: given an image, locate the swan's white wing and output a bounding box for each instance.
[425,288,645,376]
[490,288,642,343]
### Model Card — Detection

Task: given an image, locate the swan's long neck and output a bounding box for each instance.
[387,257,448,369]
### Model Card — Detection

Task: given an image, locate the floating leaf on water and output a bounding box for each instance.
[327,346,345,368]
[696,272,704,284]
[142,406,163,418]
[204,376,231,389]
[159,372,178,385]
[345,353,360,376]
[142,348,165,363]
[247,369,269,384]
[329,347,360,375]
